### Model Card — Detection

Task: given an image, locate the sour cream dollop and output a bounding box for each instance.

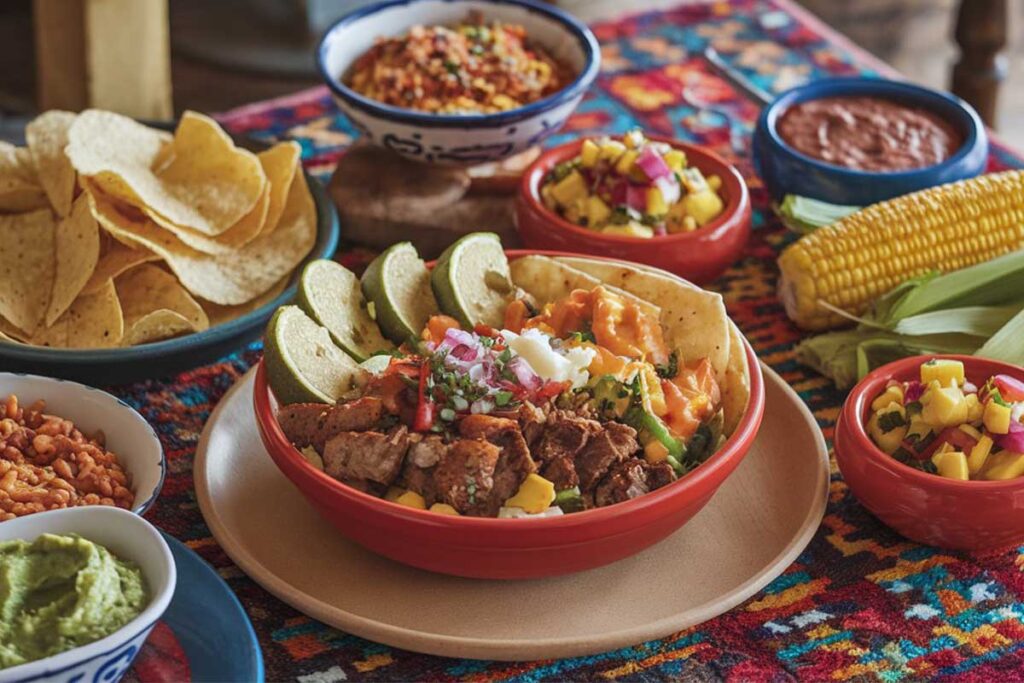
[502,328,596,389]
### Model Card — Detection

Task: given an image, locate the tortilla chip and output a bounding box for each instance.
[509,255,661,321]
[115,263,209,332]
[88,171,316,305]
[0,143,48,213]
[45,195,100,326]
[121,309,196,346]
[0,208,56,333]
[199,275,289,327]
[257,141,301,234]
[721,322,752,436]
[0,315,27,342]
[82,241,160,295]
[142,182,270,255]
[25,110,77,217]
[31,279,123,348]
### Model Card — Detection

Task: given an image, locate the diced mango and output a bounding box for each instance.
[640,366,667,416]
[931,450,969,480]
[505,473,556,513]
[921,386,968,428]
[872,385,905,412]
[384,486,406,502]
[868,404,907,454]
[586,195,611,227]
[906,417,932,443]
[984,400,1012,434]
[967,434,994,475]
[959,423,983,440]
[550,170,589,207]
[646,187,668,216]
[603,222,654,238]
[678,167,709,193]
[580,139,600,168]
[615,150,639,177]
[981,451,1024,480]
[921,359,965,387]
[540,184,557,210]
[429,503,460,515]
[395,490,426,509]
[966,393,984,422]
[707,174,722,191]
[644,439,669,463]
[599,140,627,164]
[623,129,645,149]
[663,149,687,172]
[681,190,724,226]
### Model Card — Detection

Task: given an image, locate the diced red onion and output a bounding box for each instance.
[654,174,681,205]
[635,146,671,180]
[994,375,1024,402]
[626,184,648,212]
[470,398,495,414]
[995,421,1024,454]
[508,356,542,391]
[450,344,476,362]
[904,381,924,403]
[1013,403,1024,424]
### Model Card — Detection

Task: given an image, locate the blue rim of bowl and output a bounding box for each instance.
[760,76,986,178]
[0,174,339,368]
[0,371,167,517]
[316,0,601,128]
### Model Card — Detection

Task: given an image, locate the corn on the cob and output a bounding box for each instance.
[778,171,1024,331]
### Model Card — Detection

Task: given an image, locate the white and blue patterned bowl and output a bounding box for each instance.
[0,507,176,683]
[317,0,600,165]
[0,373,165,515]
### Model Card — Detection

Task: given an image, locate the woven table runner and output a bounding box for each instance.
[122,0,1024,679]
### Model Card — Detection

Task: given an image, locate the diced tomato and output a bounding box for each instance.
[994,375,1024,402]
[533,380,570,401]
[502,300,529,334]
[423,315,461,344]
[916,426,979,461]
[413,363,435,432]
[383,357,420,378]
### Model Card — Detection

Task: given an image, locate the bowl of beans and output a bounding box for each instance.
[316,0,600,165]
[835,355,1024,550]
[0,373,164,521]
[752,77,988,207]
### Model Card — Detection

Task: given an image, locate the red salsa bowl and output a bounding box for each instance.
[515,136,752,284]
[835,354,1024,550]
[253,253,765,579]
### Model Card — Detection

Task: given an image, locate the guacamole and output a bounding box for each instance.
[0,534,148,669]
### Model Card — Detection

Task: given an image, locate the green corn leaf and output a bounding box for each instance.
[893,305,1022,337]
[870,272,939,326]
[976,307,1024,365]
[887,249,1024,321]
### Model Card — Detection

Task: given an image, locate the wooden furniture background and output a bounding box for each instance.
[951,0,1008,126]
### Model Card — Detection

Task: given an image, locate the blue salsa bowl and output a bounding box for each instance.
[753,77,988,206]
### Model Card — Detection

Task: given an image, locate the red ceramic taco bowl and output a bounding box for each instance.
[835,354,1024,550]
[515,136,752,284]
[253,254,765,579]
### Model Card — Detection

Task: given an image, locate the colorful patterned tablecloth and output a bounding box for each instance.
[123,1,1024,680]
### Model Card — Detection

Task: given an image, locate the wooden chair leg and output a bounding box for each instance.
[34,0,173,119]
[951,0,1007,127]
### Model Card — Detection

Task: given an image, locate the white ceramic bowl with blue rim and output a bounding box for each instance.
[0,373,165,515]
[317,0,601,165]
[0,506,176,683]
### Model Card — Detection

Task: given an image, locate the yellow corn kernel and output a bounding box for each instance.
[966,393,984,422]
[641,366,667,416]
[663,149,687,172]
[505,473,556,513]
[982,451,1024,480]
[550,170,588,207]
[580,139,600,168]
[599,140,627,164]
[777,170,1024,331]
[384,486,406,502]
[921,359,965,387]
[644,439,669,463]
[931,450,969,480]
[683,216,698,232]
[984,400,1013,434]
[603,222,654,238]
[707,174,723,191]
[646,187,668,216]
[429,503,460,516]
[921,386,968,428]
[615,150,639,177]
[395,490,426,509]
[967,434,994,475]
[872,385,905,412]
[682,190,724,226]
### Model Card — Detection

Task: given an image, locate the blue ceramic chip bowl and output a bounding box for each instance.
[317,0,600,165]
[753,77,988,206]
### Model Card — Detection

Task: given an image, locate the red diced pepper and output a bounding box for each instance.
[413,362,435,432]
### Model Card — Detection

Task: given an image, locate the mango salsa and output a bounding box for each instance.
[540,129,727,238]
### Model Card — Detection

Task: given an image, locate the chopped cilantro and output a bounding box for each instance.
[495,391,514,407]
[905,401,923,416]
[655,351,679,379]
[877,411,907,433]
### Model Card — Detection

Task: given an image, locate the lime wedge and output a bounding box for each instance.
[263,305,365,405]
[431,232,512,329]
[296,259,393,362]
[360,242,438,344]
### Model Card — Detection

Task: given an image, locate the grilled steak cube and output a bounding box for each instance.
[533,410,601,465]
[541,455,578,491]
[433,438,500,515]
[594,460,649,508]
[646,461,677,491]
[398,434,448,506]
[322,425,409,488]
[459,414,537,516]
[278,397,384,453]
[575,422,638,492]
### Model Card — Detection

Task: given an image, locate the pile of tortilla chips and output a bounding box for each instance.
[0,109,316,349]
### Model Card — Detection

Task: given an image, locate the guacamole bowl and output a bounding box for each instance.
[0,507,176,683]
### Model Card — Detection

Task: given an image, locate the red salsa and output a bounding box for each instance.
[777,96,962,172]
